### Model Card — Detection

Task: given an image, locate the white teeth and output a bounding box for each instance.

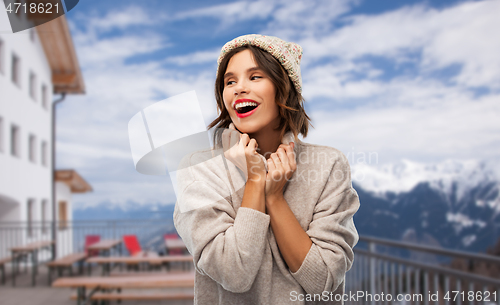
[235,102,258,110]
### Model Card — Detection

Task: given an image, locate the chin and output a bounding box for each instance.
[233,123,261,134]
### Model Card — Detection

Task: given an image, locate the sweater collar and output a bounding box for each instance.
[228,123,296,146]
[228,123,296,172]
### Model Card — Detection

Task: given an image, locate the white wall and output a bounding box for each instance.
[0,7,54,258]
[55,182,73,257]
[0,5,53,227]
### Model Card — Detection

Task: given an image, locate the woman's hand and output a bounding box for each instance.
[242,134,267,184]
[222,129,266,183]
[265,142,296,202]
[222,128,246,175]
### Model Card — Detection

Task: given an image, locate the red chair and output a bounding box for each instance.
[164,233,184,255]
[164,233,179,239]
[84,235,100,257]
[123,235,142,256]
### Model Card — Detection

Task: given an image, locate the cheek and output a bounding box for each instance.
[262,82,276,104]
[222,89,232,111]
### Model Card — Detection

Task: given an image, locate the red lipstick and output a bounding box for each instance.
[233,99,260,118]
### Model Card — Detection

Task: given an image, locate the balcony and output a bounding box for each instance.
[0,220,499,304]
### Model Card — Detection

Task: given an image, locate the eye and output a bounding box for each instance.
[251,75,262,80]
[225,80,235,86]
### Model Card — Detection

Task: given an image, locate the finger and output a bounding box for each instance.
[278,153,292,176]
[239,133,250,148]
[280,143,296,171]
[270,153,283,171]
[276,147,289,167]
[246,138,258,154]
[267,158,275,172]
[277,148,293,177]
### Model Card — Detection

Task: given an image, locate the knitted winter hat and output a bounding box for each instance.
[217,34,303,94]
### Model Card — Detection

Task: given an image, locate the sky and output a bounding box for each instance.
[46,0,500,209]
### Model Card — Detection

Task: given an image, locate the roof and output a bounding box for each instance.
[55,170,92,193]
[33,15,85,94]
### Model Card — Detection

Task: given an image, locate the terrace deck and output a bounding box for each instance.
[0,263,194,305]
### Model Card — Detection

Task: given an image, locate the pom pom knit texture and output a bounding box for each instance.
[217,34,303,94]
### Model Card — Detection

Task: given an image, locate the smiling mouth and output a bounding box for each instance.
[236,104,258,114]
[234,100,260,114]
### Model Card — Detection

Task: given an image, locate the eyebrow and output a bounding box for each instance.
[224,67,262,79]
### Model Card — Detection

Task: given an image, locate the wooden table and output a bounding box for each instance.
[46,252,87,284]
[52,271,195,305]
[86,239,122,256]
[10,240,54,286]
[87,255,193,275]
[86,239,123,275]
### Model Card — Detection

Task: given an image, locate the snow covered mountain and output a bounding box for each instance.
[352,158,500,253]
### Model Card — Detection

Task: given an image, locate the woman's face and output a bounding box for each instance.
[223,49,280,134]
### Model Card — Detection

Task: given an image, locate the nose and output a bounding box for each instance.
[233,79,249,96]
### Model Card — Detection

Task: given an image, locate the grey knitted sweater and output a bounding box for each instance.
[173,140,360,304]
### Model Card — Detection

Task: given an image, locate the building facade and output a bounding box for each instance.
[0,6,85,258]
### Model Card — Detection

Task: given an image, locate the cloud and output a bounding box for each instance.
[291,0,500,167]
[58,0,500,210]
[174,0,357,38]
[58,6,220,208]
[68,6,169,67]
[263,0,357,39]
[305,88,500,164]
[302,63,384,100]
[75,35,166,67]
[165,49,220,66]
[299,0,500,90]
[174,0,276,22]
[71,5,157,34]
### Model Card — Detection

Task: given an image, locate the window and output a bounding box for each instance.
[29,71,36,101]
[41,199,48,234]
[58,201,68,230]
[11,53,20,87]
[41,84,48,109]
[27,199,35,237]
[11,124,20,157]
[41,140,47,166]
[28,134,36,162]
[0,39,4,75]
[0,117,3,153]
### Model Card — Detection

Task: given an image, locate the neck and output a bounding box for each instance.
[249,122,282,160]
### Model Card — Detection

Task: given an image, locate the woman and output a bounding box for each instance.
[174,34,360,304]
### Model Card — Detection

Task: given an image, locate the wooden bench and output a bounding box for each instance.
[46,253,87,285]
[53,271,195,304]
[0,257,12,285]
[87,254,193,275]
